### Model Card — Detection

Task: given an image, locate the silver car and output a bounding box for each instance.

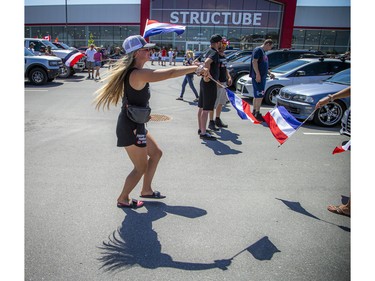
[236,58,350,105]
[276,68,350,127]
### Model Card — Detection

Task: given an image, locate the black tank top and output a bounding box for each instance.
[122,67,150,108]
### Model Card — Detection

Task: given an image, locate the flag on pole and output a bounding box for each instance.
[332,140,351,154]
[263,106,302,145]
[143,19,186,38]
[44,35,51,41]
[225,88,260,123]
[63,50,85,67]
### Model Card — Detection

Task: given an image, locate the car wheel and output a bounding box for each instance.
[313,100,346,127]
[234,72,249,88]
[29,68,48,85]
[264,85,282,105]
[58,65,71,78]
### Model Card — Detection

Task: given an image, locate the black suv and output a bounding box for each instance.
[227,49,325,88]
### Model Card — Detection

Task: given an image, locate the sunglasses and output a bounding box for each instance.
[139,48,151,52]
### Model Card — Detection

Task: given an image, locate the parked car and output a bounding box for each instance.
[276,68,350,127]
[226,49,253,62]
[25,38,85,78]
[52,42,76,50]
[236,57,350,105]
[227,49,325,88]
[24,47,63,85]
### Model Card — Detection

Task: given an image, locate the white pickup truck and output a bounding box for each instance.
[25,38,85,78]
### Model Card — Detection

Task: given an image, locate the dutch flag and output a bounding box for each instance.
[143,19,186,39]
[225,88,260,124]
[263,106,302,145]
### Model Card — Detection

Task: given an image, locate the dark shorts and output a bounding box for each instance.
[198,79,217,110]
[116,110,148,147]
[252,77,267,98]
[86,61,95,69]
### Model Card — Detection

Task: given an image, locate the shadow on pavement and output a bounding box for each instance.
[276,198,350,232]
[203,139,242,155]
[98,202,232,272]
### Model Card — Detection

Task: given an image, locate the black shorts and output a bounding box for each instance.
[116,110,148,147]
[198,79,217,110]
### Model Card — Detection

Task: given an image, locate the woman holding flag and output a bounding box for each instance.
[94,35,208,209]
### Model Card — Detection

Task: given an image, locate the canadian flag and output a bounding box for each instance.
[43,35,51,41]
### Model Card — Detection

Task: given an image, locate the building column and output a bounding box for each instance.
[140,0,151,40]
[277,0,297,48]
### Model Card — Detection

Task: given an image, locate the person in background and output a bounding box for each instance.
[197,34,222,140]
[28,42,35,54]
[44,46,55,56]
[94,47,103,80]
[150,49,156,65]
[176,50,199,102]
[85,44,96,79]
[172,49,178,66]
[161,47,167,66]
[208,39,232,129]
[250,39,275,122]
[315,86,351,217]
[94,35,208,209]
[168,48,174,65]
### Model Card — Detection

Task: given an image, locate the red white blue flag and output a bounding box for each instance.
[143,19,186,38]
[63,50,85,67]
[225,89,260,123]
[263,106,302,145]
[332,140,351,154]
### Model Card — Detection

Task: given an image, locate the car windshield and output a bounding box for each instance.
[325,68,351,85]
[41,40,60,50]
[231,55,251,63]
[59,42,70,49]
[271,60,310,74]
[24,48,35,56]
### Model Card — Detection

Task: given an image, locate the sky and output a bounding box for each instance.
[24,0,351,6]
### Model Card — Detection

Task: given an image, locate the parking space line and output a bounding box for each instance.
[25,89,48,91]
[303,132,340,136]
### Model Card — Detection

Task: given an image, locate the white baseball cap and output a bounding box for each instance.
[122,35,155,54]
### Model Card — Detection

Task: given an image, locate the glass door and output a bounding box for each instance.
[185,41,210,53]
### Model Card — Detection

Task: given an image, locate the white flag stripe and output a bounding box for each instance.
[270,108,295,137]
[343,140,351,150]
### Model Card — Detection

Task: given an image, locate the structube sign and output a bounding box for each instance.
[170,11,263,26]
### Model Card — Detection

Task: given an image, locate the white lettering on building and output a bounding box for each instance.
[169,11,263,26]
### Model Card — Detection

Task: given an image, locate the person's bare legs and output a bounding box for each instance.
[141,133,163,196]
[253,97,263,113]
[117,144,148,204]
[197,107,203,132]
[216,104,223,118]
[199,110,209,134]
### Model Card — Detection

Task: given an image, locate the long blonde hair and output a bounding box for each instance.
[94,52,136,110]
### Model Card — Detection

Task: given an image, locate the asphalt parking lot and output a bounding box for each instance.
[24,63,353,281]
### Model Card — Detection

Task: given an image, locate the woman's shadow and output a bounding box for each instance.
[98,202,231,272]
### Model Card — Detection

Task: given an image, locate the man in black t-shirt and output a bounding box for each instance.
[197,34,222,140]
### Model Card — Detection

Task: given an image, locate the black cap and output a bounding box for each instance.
[210,34,223,43]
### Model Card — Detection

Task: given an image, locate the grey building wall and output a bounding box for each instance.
[294,6,350,28]
[25,4,140,25]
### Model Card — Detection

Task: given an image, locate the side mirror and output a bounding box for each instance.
[296,70,306,76]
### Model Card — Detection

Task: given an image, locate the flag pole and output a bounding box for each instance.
[277,108,317,148]
[142,19,148,38]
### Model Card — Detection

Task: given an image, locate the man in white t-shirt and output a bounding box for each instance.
[168,48,174,65]
[85,44,96,79]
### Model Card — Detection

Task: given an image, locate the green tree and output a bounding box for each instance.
[88,33,95,46]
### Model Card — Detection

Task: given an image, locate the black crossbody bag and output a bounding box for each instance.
[123,93,151,124]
